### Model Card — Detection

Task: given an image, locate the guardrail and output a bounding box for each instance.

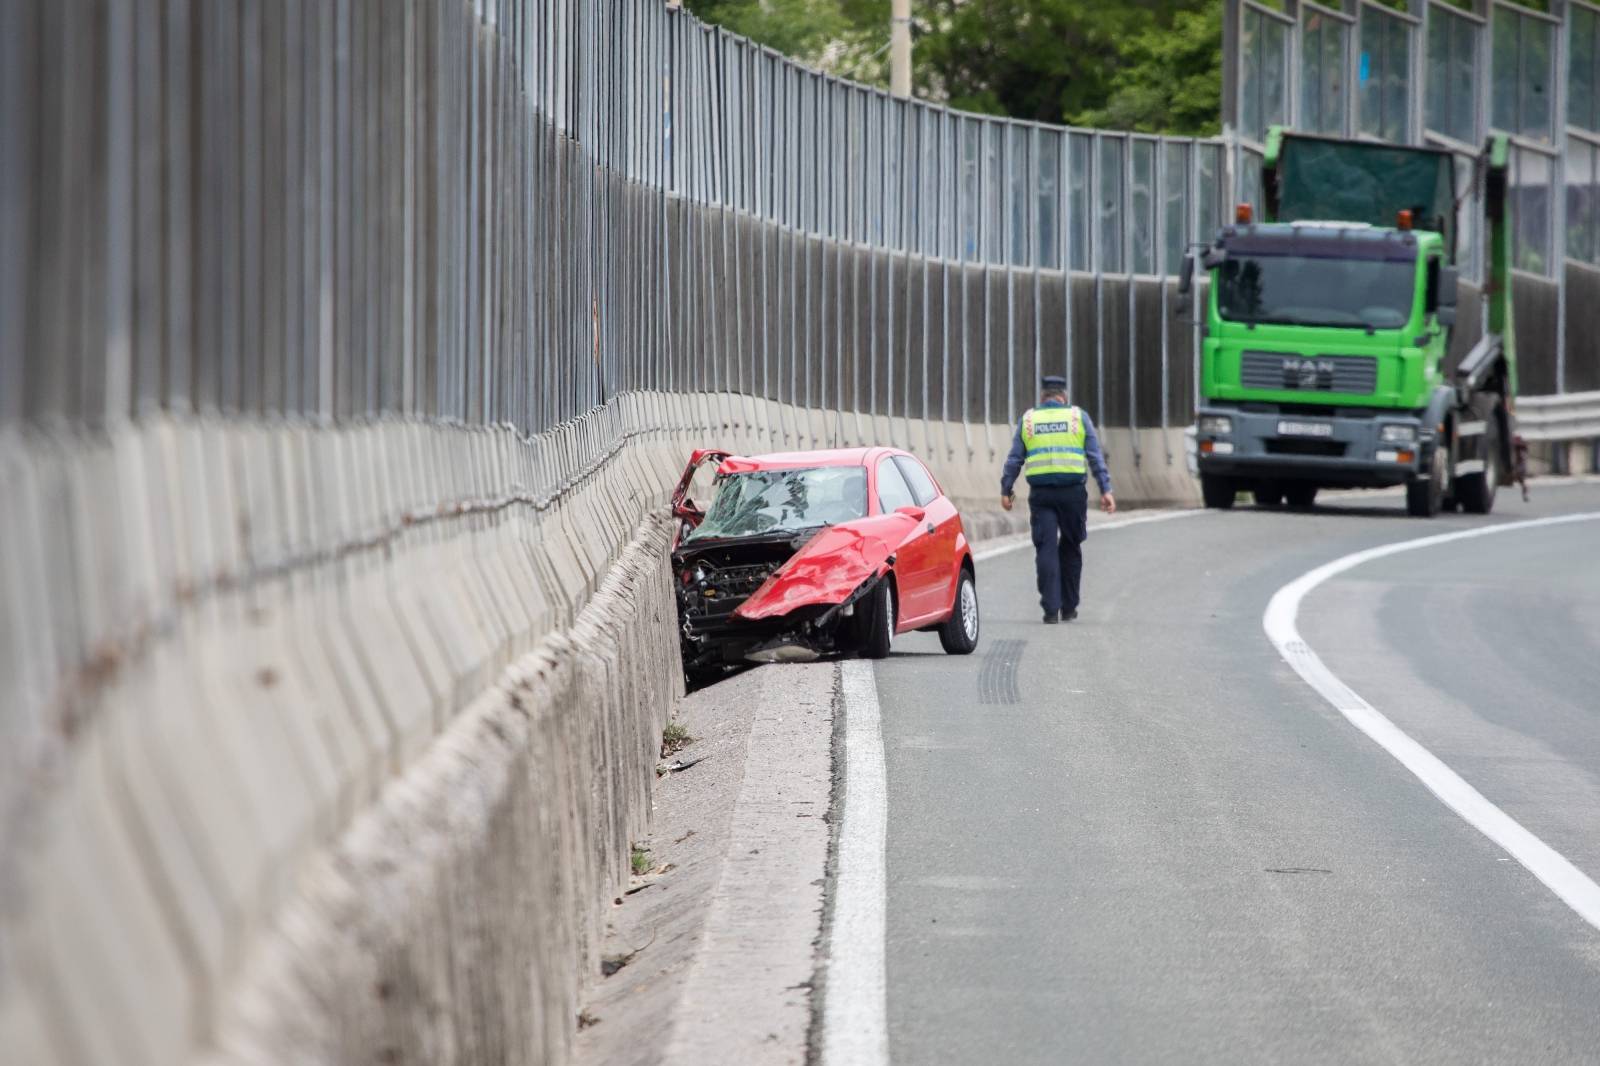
[1517,392,1600,442]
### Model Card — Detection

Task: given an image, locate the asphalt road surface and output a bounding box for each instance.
[871,483,1600,1065]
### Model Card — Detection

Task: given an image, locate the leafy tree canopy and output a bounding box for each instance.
[684,0,1222,136]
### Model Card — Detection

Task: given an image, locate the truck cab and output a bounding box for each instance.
[1182,130,1516,517]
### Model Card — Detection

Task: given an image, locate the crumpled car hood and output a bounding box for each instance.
[733,513,919,621]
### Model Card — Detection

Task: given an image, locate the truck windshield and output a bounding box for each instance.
[1216,254,1416,331]
[687,466,869,541]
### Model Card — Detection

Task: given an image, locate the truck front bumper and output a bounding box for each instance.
[1195,406,1427,488]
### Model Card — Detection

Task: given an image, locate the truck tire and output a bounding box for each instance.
[1284,484,1317,509]
[1253,486,1284,507]
[1201,474,1236,510]
[938,568,980,655]
[856,577,896,660]
[1406,447,1444,517]
[1456,417,1499,515]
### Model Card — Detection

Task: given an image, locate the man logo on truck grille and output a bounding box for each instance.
[1282,357,1336,389]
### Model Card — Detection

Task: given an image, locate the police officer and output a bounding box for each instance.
[1000,376,1116,624]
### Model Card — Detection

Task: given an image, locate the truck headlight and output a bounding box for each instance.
[1199,415,1233,435]
[1379,424,1417,443]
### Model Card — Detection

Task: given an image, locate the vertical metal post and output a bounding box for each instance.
[1552,0,1570,391]
[1063,133,1073,397]
[1127,135,1140,468]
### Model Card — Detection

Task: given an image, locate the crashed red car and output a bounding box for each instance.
[669,447,981,681]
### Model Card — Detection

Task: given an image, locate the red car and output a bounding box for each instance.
[670,447,981,682]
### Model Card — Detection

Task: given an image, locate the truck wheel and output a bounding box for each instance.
[856,578,896,660]
[1253,486,1284,507]
[938,569,980,655]
[1201,474,1236,510]
[1406,448,1444,518]
[1284,484,1317,509]
[1456,418,1499,515]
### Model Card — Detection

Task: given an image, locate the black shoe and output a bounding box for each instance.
[1043,610,1060,625]
[1063,610,1078,622]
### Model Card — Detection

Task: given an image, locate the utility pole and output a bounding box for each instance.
[890,0,912,98]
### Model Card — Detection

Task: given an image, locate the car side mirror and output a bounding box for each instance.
[895,505,927,522]
[1437,305,1458,328]
[1174,252,1194,315]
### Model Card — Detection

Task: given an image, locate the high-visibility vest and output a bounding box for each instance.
[1020,405,1088,478]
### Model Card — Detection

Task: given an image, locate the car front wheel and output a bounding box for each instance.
[857,578,895,660]
[938,569,980,655]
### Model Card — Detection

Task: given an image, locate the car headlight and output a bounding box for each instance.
[1379,424,1417,443]
[1199,415,1233,435]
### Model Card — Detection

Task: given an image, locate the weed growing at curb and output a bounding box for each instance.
[661,720,694,757]
[630,843,652,876]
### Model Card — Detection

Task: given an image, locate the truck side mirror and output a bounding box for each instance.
[1436,266,1459,327]
[1175,252,1194,315]
[1438,266,1459,310]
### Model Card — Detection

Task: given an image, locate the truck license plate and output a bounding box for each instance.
[1277,420,1333,438]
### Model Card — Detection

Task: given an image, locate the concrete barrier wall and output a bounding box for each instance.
[0,398,698,1066]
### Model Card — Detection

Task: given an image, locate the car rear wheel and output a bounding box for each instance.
[938,569,980,655]
[857,578,895,660]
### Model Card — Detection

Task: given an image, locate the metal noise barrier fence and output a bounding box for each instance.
[3,0,1590,441]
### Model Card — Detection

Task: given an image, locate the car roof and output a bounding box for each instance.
[719,447,900,472]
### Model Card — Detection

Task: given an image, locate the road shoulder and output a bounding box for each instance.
[573,663,837,1066]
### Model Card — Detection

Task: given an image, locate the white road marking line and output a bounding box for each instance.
[1263,511,1600,932]
[825,659,890,1066]
[973,508,1201,563]
[826,510,1203,1065]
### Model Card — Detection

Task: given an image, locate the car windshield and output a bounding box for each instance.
[1216,254,1416,330]
[687,466,868,541]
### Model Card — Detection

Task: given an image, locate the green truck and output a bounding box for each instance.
[1180,128,1518,517]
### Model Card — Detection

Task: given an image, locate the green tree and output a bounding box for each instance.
[914,0,1153,123]
[686,0,891,82]
[1068,1,1222,135]
[686,0,1224,136]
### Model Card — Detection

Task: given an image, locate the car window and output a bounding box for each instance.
[686,466,867,541]
[876,457,918,513]
[894,456,940,506]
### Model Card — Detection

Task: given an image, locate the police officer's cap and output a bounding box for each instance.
[1040,375,1068,392]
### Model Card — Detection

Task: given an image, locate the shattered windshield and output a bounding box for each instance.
[1216,254,1416,330]
[686,466,868,541]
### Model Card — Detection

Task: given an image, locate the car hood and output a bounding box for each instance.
[733,513,919,621]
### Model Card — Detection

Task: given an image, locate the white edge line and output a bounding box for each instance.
[824,659,889,1066]
[825,509,1203,1065]
[1263,511,1600,932]
[973,507,1202,563]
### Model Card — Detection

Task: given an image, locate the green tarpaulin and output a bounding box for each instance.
[1270,137,1457,262]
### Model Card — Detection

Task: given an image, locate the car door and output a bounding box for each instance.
[875,455,938,625]
[894,454,961,617]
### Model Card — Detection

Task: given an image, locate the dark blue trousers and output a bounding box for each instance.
[1028,482,1088,614]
